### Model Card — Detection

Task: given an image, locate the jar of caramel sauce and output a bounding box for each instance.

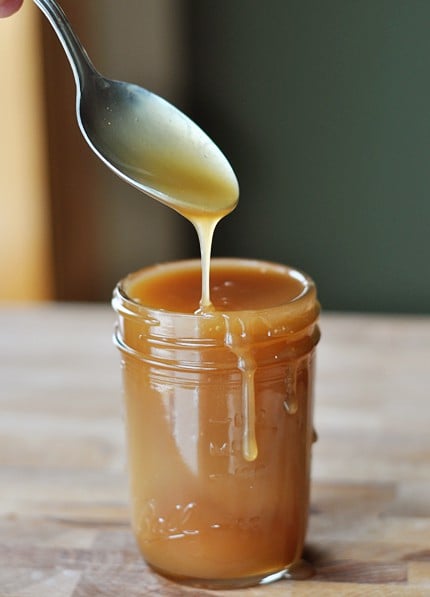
[113,257,320,589]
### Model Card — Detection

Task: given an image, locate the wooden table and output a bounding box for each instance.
[1,306,429,596]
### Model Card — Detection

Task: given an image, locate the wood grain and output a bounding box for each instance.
[1,307,430,596]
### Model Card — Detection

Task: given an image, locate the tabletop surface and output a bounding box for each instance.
[1,305,429,597]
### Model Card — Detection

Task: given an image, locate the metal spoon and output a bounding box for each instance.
[33,0,239,216]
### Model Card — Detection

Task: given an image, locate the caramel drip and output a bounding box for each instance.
[221,314,258,462]
[191,215,222,312]
[238,356,258,462]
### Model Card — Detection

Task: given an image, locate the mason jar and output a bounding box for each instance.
[112,258,320,589]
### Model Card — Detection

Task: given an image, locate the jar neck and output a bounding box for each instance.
[112,259,320,370]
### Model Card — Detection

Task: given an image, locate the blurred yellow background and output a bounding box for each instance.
[0,1,52,300]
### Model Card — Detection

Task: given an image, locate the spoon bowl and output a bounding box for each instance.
[33,0,239,216]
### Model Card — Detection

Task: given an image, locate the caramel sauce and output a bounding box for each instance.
[130,258,306,313]
[117,258,319,584]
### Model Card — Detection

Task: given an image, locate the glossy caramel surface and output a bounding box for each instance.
[127,259,308,313]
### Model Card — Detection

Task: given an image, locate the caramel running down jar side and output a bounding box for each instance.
[112,258,320,589]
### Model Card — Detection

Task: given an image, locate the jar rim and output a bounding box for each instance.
[113,258,318,322]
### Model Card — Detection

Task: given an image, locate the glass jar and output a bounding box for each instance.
[112,258,320,589]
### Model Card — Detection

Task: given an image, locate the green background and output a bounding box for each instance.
[188,0,430,313]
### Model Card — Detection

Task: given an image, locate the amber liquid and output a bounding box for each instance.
[130,258,307,312]
[116,259,319,587]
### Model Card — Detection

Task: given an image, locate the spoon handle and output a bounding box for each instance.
[33,0,95,87]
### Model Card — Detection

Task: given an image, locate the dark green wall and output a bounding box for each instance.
[189,0,430,313]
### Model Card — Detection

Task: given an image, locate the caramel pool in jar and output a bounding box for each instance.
[112,258,320,589]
